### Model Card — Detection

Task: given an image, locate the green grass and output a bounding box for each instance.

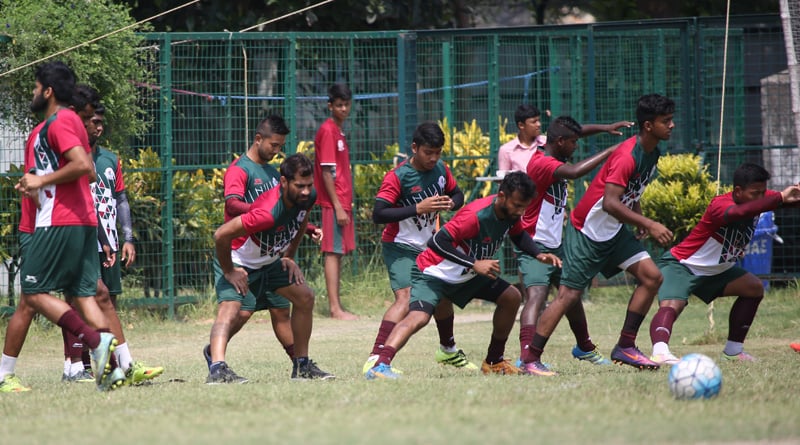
[2,279,800,445]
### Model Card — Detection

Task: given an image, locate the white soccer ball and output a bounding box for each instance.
[668,353,722,400]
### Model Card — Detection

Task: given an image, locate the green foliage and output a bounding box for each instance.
[0,164,22,305]
[0,0,152,149]
[641,153,729,243]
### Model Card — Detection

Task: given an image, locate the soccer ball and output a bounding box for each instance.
[667,353,722,400]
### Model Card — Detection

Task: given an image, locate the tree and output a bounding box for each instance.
[0,0,153,150]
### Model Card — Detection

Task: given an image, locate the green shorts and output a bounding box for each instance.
[99,252,122,296]
[21,226,99,297]
[657,252,749,304]
[382,241,421,291]
[214,258,292,312]
[561,223,650,290]
[516,242,562,288]
[409,266,511,314]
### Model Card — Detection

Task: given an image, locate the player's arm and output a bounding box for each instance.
[225,197,251,217]
[427,228,475,268]
[724,187,800,222]
[602,182,673,246]
[509,231,561,267]
[213,216,249,294]
[17,145,92,192]
[282,212,310,285]
[321,165,349,225]
[447,186,465,211]
[580,121,634,137]
[497,147,511,171]
[117,190,136,266]
[554,143,620,180]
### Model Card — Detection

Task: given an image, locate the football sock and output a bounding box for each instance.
[376,345,397,366]
[440,344,457,354]
[63,359,72,376]
[62,328,83,358]
[728,296,762,343]
[650,306,677,345]
[527,333,549,363]
[0,354,17,380]
[617,310,645,348]
[81,349,92,370]
[485,335,507,365]
[519,324,536,358]
[435,314,456,349]
[115,342,132,371]
[371,320,395,356]
[56,310,100,350]
[69,361,84,377]
[723,341,744,356]
[652,342,671,356]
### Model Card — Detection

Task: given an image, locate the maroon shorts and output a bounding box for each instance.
[320,206,355,254]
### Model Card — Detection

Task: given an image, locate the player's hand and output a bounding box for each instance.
[334,207,350,226]
[780,185,800,204]
[281,257,305,285]
[224,267,249,295]
[646,221,673,246]
[102,245,117,268]
[472,259,501,280]
[15,174,43,196]
[310,228,323,245]
[605,121,635,136]
[121,242,136,267]
[416,195,454,214]
[536,253,562,268]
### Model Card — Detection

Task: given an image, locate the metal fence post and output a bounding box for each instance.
[158,33,176,319]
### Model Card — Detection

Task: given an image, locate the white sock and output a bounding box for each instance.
[0,354,18,380]
[723,341,744,356]
[69,361,84,376]
[652,342,671,356]
[115,342,133,371]
[63,359,72,375]
[440,344,458,354]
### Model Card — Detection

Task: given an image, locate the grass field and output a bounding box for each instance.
[1,279,799,445]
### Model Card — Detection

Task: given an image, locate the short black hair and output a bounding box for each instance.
[35,61,76,103]
[412,121,445,149]
[95,104,106,115]
[71,84,101,111]
[280,153,314,180]
[733,162,770,189]
[328,83,352,102]
[546,115,582,143]
[514,103,541,125]
[636,94,675,128]
[498,171,536,201]
[257,115,290,137]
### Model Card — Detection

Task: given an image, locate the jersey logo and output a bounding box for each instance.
[337,140,345,151]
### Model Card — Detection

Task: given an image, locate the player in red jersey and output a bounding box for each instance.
[649,163,800,364]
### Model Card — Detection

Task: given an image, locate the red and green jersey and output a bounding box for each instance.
[571,135,660,242]
[223,155,280,221]
[231,185,317,269]
[671,190,782,276]
[417,195,524,284]
[313,118,352,210]
[29,109,95,228]
[92,146,125,251]
[522,150,568,248]
[376,159,458,250]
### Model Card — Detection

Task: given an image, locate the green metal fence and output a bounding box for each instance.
[1,15,796,315]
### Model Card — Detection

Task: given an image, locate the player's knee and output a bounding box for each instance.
[291,288,315,311]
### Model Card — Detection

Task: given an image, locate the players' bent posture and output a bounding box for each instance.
[1,61,123,392]
[649,163,800,364]
[202,116,299,371]
[207,154,333,383]
[365,122,477,374]
[524,94,676,375]
[314,83,358,320]
[365,172,561,379]
[517,116,623,373]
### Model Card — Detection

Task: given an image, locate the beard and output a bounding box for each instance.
[29,91,47,113]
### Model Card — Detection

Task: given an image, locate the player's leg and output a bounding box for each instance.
[0,297,36,392]
[60,300,92,383]
[207,300,249,384]
[433,299,477,370]
[267,307,295,361]
[648,253,691,365]
[480,280,523,375]
[566,298,611,365]
[517,247,556,361]
[718,268,763,361]
[609,256,661,369]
